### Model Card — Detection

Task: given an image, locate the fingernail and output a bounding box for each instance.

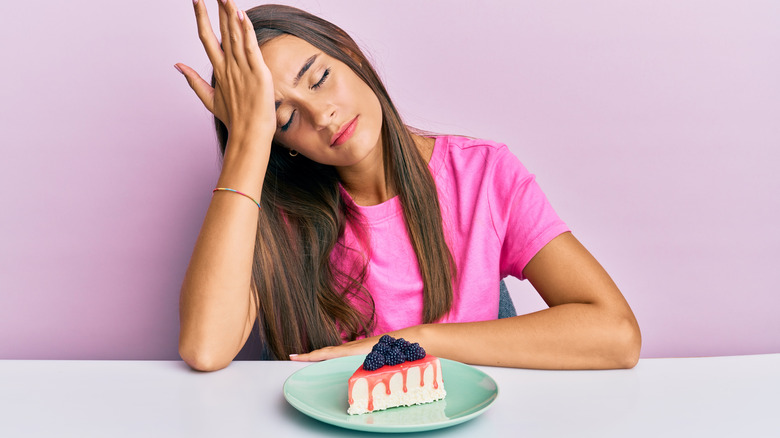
[289,354,298,357]
[220,0,226,4]
[192,0,198,5]
[237,10,243,21]
[174,64,184,75]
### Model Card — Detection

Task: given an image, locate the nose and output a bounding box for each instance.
[305,99,336,130]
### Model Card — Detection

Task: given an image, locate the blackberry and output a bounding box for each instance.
[405,343,426,361]
[378,334,395,345]
[393,338,411,352]
[372,342,390,355]
[362,351,386,371]
[384,346,406,366]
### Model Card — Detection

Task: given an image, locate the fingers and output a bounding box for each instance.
[193,1,248,72]
[220,0,249,68]
[289,341,374,362]
[183,0,268,131]
[288,353,317,362]
[217,1,233,64]
[289,348,336,362]
[192,0,223,70]
[240,8,265,71]
[174,63,216,114]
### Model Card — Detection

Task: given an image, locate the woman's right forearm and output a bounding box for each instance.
[179,131,272,371]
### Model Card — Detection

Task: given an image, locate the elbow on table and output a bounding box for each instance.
[611,315,642,369]
[179,342,233,372]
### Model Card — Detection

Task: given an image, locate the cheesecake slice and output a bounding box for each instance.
[347,336,445,415]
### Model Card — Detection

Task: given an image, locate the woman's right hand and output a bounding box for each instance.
[175,0,276,140]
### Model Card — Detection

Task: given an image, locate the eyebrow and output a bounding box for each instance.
[275,53,319,111]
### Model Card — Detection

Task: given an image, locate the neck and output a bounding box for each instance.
[336,133,434,207]
[336,139,392,206]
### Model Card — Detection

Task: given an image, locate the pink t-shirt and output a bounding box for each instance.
[335,135,569,335]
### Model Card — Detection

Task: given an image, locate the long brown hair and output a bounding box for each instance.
[213,4,456,359]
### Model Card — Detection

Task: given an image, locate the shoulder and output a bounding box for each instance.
[433,135,527,179]
[438,135,508,154]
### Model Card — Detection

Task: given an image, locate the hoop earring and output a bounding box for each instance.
[289,149,299,157]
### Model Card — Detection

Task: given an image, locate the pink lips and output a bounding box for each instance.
[331,116,359,146]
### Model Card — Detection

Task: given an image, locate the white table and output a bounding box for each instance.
[1,355,778,437]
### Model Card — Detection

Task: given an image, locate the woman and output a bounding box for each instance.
[175,0,641,372]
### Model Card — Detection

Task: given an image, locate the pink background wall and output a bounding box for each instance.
[1,0,778,360]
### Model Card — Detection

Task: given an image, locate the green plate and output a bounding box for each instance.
[283,355,498,433]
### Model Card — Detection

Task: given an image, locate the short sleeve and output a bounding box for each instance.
[489,147,570,280]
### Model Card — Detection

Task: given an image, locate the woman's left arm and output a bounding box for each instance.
[292,232,641,369]
[421,231,640,369]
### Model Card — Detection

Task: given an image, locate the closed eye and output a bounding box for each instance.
[312,68,330,90]
[281,110,295,132]
[280,68,330,132]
